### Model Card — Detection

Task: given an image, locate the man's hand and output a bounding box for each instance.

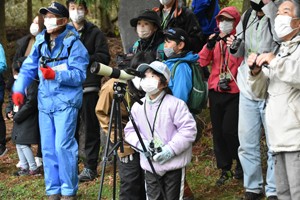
[40,66,55,80]
[12,92,24,106]
[256,52,275,66]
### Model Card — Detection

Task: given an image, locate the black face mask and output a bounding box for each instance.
[250,1,265,12]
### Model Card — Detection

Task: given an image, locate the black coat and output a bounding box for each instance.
[78,21,111,89]
[157,5,205,53]
[9,80,40,145]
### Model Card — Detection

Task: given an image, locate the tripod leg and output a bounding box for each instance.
[98,94,126,200]
[98,98,116,200]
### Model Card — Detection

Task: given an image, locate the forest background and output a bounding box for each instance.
[0,0,269,200]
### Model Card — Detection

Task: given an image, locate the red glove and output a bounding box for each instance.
[12,92,24,106]
[40,66,55,80]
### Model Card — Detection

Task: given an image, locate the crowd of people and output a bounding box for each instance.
[0,0,300,199]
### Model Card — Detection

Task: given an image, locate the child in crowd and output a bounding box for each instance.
[163,27,199,103]
[96,51,156,200]
[9,15,44,169]
[6,66,41,176]
[124,61,197,199]
[199,6,243,186]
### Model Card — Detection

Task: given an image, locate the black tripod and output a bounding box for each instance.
[97,81,167,200]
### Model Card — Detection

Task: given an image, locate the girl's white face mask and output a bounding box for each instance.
[219,21,234,35]
[140,77,160,95]
[69,10,85,23]
[274,15,299,38]
[30,23,39,36]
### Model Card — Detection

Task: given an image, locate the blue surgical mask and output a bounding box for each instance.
[163,47,175,58]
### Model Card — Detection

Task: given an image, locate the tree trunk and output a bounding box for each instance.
[0,0,7,47]
[242,0,251,13]
[27,0,33,29]
[99,4,115,36]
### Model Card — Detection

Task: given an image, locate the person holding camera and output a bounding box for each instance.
[247,1,300,199]
[199,6,243,186]
[124,61,196,200]
[226,0,280,199]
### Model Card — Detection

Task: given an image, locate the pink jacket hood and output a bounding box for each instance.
[216,6,241,35]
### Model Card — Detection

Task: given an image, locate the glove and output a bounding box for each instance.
[40,66,55,80]
[206,33,219,50]
[119,154,134,163]
[153,145,174,165]
[12,92,24,106]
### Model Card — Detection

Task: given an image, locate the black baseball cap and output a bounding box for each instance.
[39,2,69,18]
[163,27,190,48]
[130,10,161,29]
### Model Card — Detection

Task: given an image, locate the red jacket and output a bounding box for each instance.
[198,6,243,94]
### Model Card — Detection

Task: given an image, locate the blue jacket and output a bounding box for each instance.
[164,51,199,103]
[13,25,89,113]
[192,0,220,36]
[0,44,7,102]
[0,44,7,74]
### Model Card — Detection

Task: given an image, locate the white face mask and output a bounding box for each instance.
[160,0,173,5]
[163,47,175,58]
[219,21,234,34]
[30,23,39,36]
[69,10,85,23]
[137,25,153,39]
[140,77,160,95]
[44,18,62,31]
[274,15,298,38]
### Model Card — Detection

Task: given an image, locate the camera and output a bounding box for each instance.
[230,38,242,53]
[218,76,231,91]
[148,141,162,157]
[116,53,134,69]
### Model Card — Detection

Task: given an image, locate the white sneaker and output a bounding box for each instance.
[35,157,43,168]
[16,161,21,168]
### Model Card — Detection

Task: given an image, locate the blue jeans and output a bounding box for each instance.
[238,93,276,196]
[16,144,37,171]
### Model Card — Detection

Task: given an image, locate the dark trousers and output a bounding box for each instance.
[209,90,240,170]
[80,92,100,171]
[0,101,6,146]
[145,168,184,200]
[118,152,146,200]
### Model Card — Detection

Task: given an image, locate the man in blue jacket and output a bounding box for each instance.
[12,2,89,200]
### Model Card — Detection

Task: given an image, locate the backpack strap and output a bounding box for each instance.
[38,31,75,67]
[242,8,253,39]
[171,60,183,79]
[156,43,165,61]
